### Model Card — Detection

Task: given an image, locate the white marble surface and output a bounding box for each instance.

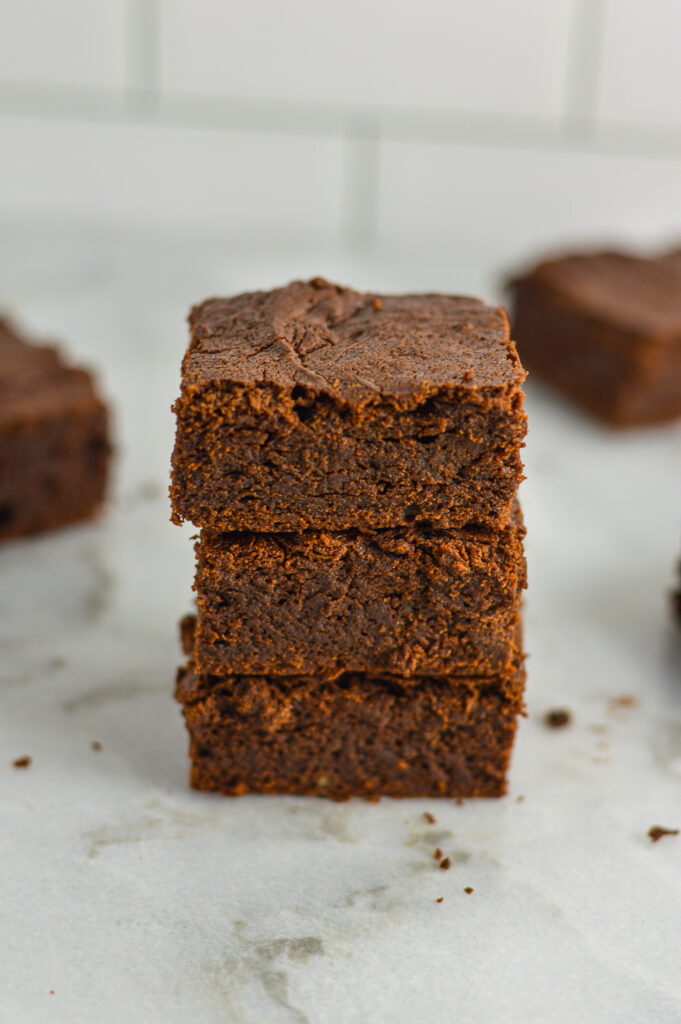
[1,226,681,1023]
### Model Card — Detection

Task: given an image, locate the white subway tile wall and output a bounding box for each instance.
[0,0,680,250]
[597,0,681,128]
[0,116,344,239]
[0,0,128,91]
[159,0,575,118]
[377,140,681,255]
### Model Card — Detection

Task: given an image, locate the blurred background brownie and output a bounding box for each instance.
[0,318,111,541]
[509,249,681,427]
[171,279,526,532]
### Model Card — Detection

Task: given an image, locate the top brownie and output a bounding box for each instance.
[171,279,526,532]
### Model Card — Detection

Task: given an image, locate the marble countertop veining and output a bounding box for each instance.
[1,225,681,1023]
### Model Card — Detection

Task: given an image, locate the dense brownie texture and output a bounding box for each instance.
[175,658,525,800]
[0,318,111,540]
[509,249,681,426]
[171,280,526,531]
[193,505,525,678]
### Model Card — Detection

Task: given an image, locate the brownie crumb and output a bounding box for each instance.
[464,887,474,894]
[423,812,436,824]
[648,825,679,843]
[609,695,638,712]
[433,848,443,862]
[435,897,443,903]
[545,708,572,729]
[311,277,327,288]
[13,756,31,769]
[91,741,102,752]
[516,795,525,803]
[372,298,382,310]
[439,857,451,871]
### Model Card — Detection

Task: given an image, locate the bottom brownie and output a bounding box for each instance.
[175,659,525,800]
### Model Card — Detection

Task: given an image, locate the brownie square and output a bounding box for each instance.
[175,658,526,800]
[193,505,525,678]
[171,279,526,532]
[0,319,111,540]
[509,249,681,426]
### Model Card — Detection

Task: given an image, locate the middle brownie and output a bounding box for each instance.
[194,505,525,679]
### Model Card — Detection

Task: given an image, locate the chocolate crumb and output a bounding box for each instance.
[545,708,572,729]
[91,741,102,752]
[464,887,474,894]
[435,897,443,903]
[372,298,382,310]
[13,756,31,769]
[433,848,443,862]
[648,825,679,843]
[439,857,451,871]
[609,694,638,712]
[423,812,436,824]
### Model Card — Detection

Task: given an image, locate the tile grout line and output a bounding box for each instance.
[126,0,161,114]
[1,78,681,162]
[561,0,607,142]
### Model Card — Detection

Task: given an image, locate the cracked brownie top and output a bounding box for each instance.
[183,278,525,406]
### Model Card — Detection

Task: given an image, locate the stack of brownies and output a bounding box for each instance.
[171,279,527,799]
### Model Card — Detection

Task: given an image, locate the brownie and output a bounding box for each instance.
[673,556,681,622]
[193,505,525,678]
[0,318,111,540]
[171,280,526,532]
[509,249,681,426]
[175,657,526,800]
